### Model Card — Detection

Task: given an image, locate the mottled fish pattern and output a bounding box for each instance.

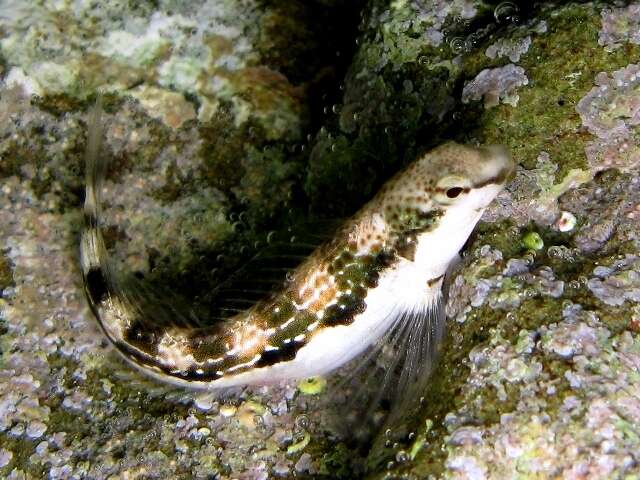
[81,99,515,388]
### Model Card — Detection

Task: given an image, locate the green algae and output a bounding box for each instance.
[522,231,544,250]
[317,442,356,479]
[0,253,13,295]
[0,435,40,477]
[467,3,640,179]
[298,376,327,395]
[287,432,311,455]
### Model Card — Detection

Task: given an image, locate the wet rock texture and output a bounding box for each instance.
[1,1,639,479]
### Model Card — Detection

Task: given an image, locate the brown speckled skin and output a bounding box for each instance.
[83,142,510,385]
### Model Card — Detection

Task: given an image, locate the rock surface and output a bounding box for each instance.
[1,1,639,479]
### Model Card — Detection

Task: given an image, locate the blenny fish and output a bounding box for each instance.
[80,99,514,391]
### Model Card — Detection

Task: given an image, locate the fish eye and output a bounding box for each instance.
[435,175,471,204]
[446,187,464,198]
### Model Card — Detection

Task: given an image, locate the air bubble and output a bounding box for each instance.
[449,37,466,54]
[395,450,409,463]
[295,414,310,430]
[494,2,519,24]
[464,33,481,51]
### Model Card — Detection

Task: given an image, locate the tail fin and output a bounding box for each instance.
[79,96,216,386]
[78,97,270,388]
[80,95,113,319]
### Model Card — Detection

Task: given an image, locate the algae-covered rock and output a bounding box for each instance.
[1,0,639,479]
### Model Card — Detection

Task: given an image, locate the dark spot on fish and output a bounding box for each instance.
[181,368,223,381]
[85,267,109,305]
[396,235,417,261]
[254,339,304,368]
[123,320,159,351]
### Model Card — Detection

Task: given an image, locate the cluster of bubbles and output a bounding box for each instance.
[547,245,578,263]
[447,2,522,55]
[566,276,589,291]
[382,427,417,470]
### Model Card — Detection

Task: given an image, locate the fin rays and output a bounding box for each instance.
[336,296,445,437]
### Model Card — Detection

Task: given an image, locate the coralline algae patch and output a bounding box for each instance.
[598,3,640,52]
[587,254,640,307]
[0,1,303,140]
[482,151,590,229]
[443,304,640,479]
[459,3,640,239]
[446,246,565,323]
[354,0,479,73]
[484,36,531,63]
[461,64,528,109]
[576,64,640,174]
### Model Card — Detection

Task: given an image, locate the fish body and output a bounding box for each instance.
[81,102,514,389]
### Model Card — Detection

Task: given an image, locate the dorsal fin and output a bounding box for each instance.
[202,221,343,321]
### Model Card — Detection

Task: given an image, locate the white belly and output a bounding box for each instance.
[208,257,443,388]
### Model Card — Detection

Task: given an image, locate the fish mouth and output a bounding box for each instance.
[473,145,516,189]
